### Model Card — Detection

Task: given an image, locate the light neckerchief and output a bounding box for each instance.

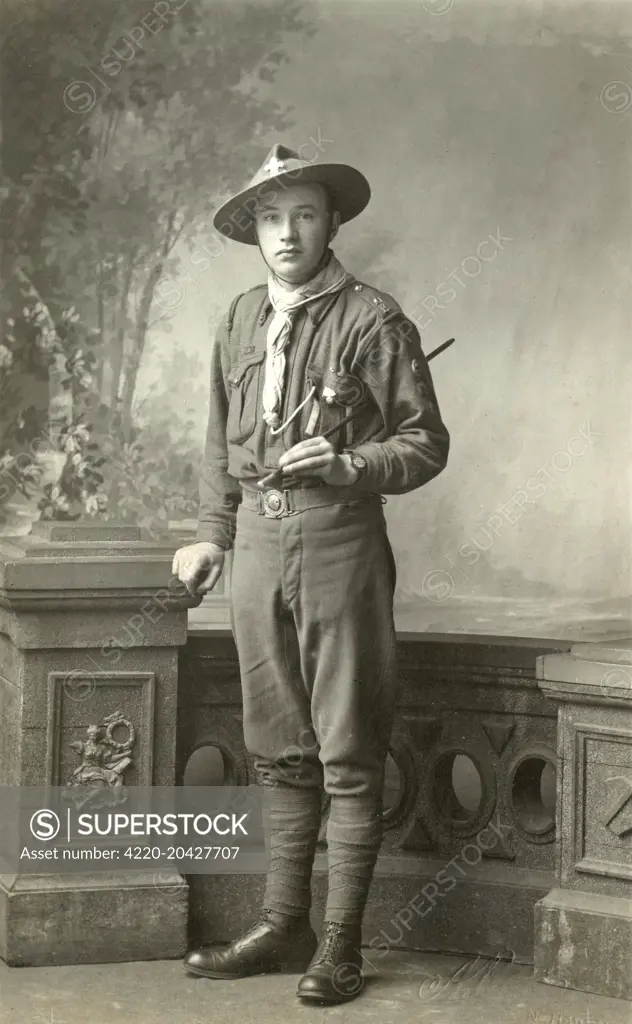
[262,251,351,433]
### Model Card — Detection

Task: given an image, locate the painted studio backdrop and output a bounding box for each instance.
[1,0,630,639]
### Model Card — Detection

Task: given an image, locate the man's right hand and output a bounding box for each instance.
[172,542,226,596]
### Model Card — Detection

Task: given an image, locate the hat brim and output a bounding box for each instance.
[212,163,371,245]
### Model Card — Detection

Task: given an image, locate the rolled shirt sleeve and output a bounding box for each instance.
[351,313,449,494]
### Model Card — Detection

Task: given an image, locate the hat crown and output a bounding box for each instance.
[267,143,299,163]
[256,143,302,184]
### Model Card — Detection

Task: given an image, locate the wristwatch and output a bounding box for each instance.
[344,450,368,483]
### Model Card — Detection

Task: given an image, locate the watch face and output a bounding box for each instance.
[351,452,367,472]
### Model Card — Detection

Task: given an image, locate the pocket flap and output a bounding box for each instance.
[229,351,266,386]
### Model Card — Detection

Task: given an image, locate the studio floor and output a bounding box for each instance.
[1,949,630,1024]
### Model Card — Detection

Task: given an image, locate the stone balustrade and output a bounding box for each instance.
[179,628,567,963]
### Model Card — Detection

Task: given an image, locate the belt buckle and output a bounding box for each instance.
[262,488,290,518]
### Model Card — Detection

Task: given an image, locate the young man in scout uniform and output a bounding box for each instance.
[173,144,449,1004]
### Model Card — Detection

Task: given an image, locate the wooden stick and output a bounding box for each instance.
[427,337,455,361]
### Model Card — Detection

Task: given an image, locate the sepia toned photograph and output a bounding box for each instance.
[0,1,631,1022]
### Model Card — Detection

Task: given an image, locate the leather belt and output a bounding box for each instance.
[240,484,375,519]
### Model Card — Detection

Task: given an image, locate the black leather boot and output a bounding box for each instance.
[183,909,317,979]
[297,921,364,1003]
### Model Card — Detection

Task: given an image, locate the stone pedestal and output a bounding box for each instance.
[534,640,632,1000]
[0,522,199,966]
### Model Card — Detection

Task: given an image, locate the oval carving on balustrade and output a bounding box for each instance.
[181,738,251,788]
[382,743,418,829]
[506,744,557,844]
[427,744,497,839]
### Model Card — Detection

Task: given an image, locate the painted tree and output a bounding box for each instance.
[1,0,308,529]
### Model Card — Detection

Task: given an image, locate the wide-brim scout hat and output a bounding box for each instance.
[213,143,371,245]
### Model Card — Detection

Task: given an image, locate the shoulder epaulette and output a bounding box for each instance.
[226,284,267,335]
[348,280,402,319]
[226,292,244,335]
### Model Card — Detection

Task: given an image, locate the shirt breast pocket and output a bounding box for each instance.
[304,363,369,447]
[226,352,265,444]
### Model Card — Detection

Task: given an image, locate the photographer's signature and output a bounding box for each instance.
[418,950,520,1002]
[526,1014,610,1024]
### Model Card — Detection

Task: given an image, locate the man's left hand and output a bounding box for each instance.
[278,437,358,485]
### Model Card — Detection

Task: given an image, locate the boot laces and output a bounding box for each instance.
[312,922,347,965]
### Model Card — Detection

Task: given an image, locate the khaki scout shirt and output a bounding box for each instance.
[196,278,449,550]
